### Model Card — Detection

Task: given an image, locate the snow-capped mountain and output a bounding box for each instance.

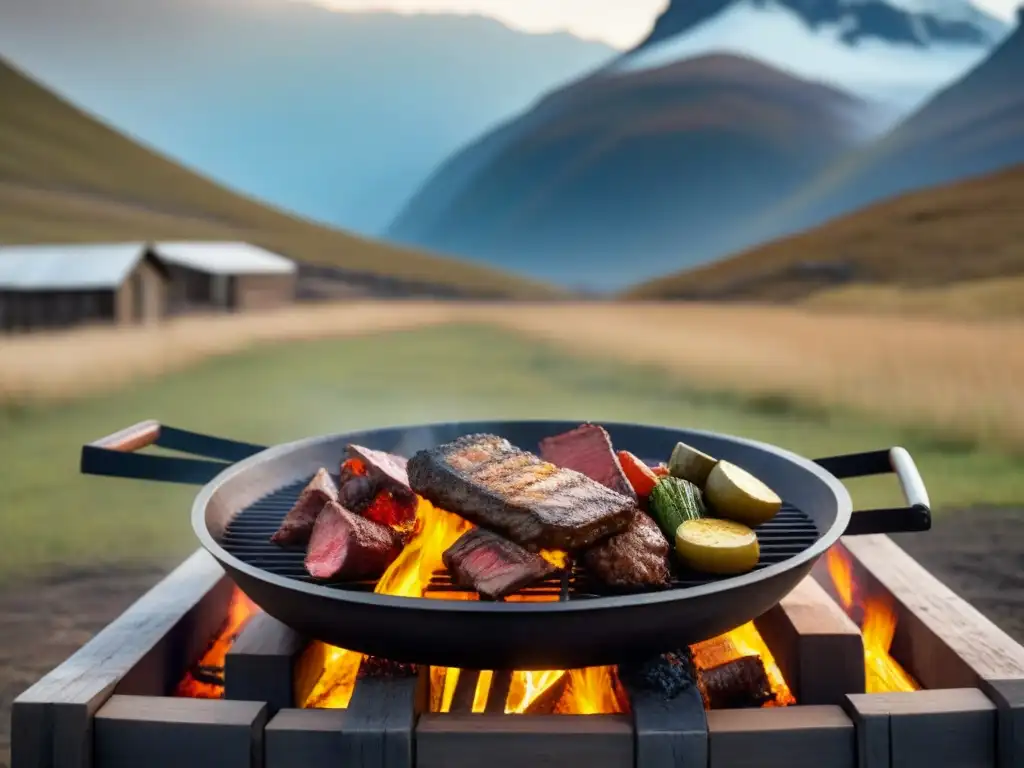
[612,0,1010,110]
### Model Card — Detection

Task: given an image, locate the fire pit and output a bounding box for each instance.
[13,536,1024,768]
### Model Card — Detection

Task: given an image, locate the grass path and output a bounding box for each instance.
[1,324,1020,584]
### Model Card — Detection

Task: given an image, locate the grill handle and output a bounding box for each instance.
[814,447,931,535]
[81,420,266,485]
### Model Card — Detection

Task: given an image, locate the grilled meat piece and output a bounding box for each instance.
[270,468,338,546]
[346,445,415,503]
[583,510,671,588]
[407,434,636,551]
[539,423,637,502]
[304,501,403,581]
[442,528,558,599]
[698,655,775,710]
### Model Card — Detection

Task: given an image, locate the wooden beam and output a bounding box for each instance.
[415,714,634,768]
[264,709,348,768]
[755,575,866,705]
[11,550,230,768]
[92,695,267,768]
[448,670,480,714]
[815,535,1024,768]
[707,705,855,768]
[338,669,426,768]
[843,689,996,768]
[224,613,311,715]
[625,681,707,768]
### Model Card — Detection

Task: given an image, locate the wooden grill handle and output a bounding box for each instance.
[88,420,161,453]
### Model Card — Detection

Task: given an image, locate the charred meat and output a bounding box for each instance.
[271,468,338,546]
[338,471,377,512]
[442,528,558,600]
[583,510,671,588]
[346,444,415,503]
[539,423,637,502]
[407,433,636,551]
[345,446,418,527]
[304,501,403,581]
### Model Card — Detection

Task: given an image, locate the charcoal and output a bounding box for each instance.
[618,648,698,700]
[346,444,416,503]
[338,474,377,512]
[358,656,419,679]
[408,433,636,551]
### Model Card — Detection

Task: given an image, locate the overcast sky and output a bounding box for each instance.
[310,0,1020,48]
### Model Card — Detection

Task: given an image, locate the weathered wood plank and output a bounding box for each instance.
[11,550,229,768]
[485,670,514,715]
[842,694,891,768]
[92,695,267,768]
[335,667,426,768]
[815,535,1024,768]
[449,670,480,714]
[626,682,707,768]
[755,575,866,705]
[707,705,855,768]
[415,714,634,768]
[265,709,348,768]
[225,613,310,714]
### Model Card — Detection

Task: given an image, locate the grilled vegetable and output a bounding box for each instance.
[617,450,660,498]
[668,441,718,487]
[651,464,670,477]
[648,476,706,540]
[704,461,782,527]
[674,518,760,575]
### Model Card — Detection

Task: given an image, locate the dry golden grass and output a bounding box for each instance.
[804,276,1024,319]
[0,302,460,404]
[3,302,1022,453]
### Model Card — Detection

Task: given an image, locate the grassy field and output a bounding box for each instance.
[0,58,554,298]
[1,322,1021,584]
[627,164,1024,310]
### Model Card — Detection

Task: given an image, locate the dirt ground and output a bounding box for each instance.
[1,508,1021,768]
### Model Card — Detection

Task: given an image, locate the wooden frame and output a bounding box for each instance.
[11,550,231,768]
[92,695,267,768]
[626,679,708,768]
[224,613,316,715]
[755,575,866,705]
[707,705,856,768]
[813,535,1024,768]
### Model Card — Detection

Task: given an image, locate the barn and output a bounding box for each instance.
[152,242,297,315]
[0,243,169,332]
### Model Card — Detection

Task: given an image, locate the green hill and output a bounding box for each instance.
[0,57,557,298]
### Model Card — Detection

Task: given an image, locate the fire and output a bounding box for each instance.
[175,589,259,698]
[692,622,796,707]
[304,498,472,708]
[826,546,919,692]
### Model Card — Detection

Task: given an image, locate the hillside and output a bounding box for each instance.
[746,10,1024,245]
[388,54,869,290]
[0,57,556,298]
[0,0,614,234]
[626,163,1024,303]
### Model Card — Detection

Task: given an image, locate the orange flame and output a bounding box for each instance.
[175,589,259,698]
[692,622,796,707]
[826,546,919,692]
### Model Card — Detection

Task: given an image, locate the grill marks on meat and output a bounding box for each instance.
[407,434,636,551]
[583,510,671,588]
[305,501,403,581]
[539,423,637,502]
[442,528,558,600]
[271,468,338,546]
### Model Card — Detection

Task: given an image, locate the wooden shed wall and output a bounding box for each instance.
[0,290,116,332]
[115,258,167,324]
[233,274,296,311]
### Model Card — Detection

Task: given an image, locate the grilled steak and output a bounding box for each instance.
[583,510,671,588]
[346,444,415,503]
[407,434,636,551]
[270,468,338,546]
[305,501,404,581]
[442,528,558,599]
[539,423,637,502]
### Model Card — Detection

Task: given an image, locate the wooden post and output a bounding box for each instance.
[92,695,266,768]
[843,689,997,768]
[707,706,855,768]
[11,550,230,768]
[625,681,707,768]
[224,613,313,715]
[816,535,1024,768]
[754,575,866,704]
[415,714,634,768]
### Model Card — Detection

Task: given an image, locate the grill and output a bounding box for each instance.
[80,418,931,670]
[221,472,821,599]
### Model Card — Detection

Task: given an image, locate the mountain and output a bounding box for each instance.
[613,0,1009,110]
[741,9,1024,245]
[626,162,1024,304]
[0,0,615,235]
[0,57,556,299]
[388,54,870,290]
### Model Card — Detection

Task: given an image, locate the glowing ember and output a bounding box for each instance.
[692,623,796,707]
[175,589,259,698]
[304,498,472,709]
[826,546,919,692]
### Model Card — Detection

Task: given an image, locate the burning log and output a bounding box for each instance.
[698,656,776,710]
[358,656,419,680]
[524,673,570,715]
[618,649,698,700]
